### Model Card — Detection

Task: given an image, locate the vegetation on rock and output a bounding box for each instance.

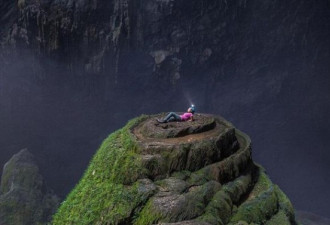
[53,114,297,225]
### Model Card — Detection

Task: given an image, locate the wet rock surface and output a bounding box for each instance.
[133,114,240,180]
[139,114,216,138]
[53,114,298,225]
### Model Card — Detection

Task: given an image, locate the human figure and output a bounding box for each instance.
[157,105,195,123]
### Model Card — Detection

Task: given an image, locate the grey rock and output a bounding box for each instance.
[0,149,60,225]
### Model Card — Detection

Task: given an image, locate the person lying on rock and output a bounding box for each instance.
[157,105,195,123]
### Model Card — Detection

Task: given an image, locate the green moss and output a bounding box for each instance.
[229,185,278,224]
[274,185,295,222]
[160,143,190,173]
[171,170,191,180]
[133,200,162,225]
[228,166,296,225]
[52,115,150,225]
[229,168,278,224]
[198,191,231,225]
[136,181,221,224]
[198,173,252,225]
[187,168,209,185]
[248,166,272,200]
[222,173,252,203]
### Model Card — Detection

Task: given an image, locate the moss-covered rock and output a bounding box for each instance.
[0,149,59,225]
[52,114,298,225]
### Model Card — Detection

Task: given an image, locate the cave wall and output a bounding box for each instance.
[1,0,330,217]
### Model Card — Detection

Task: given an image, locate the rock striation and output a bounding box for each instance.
[1,0,328,86]
[0,149,60,225]
[53,114,297,225]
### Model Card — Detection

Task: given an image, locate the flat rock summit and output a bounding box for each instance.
[53,114,298,225]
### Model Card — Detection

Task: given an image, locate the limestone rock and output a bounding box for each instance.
[52,114,298,225]
[0,149,59,225]
[1,0,326,86]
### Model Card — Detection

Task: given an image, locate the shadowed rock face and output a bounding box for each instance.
[1,0,328,82]
[0,149,59,225]
[52,114,298,225]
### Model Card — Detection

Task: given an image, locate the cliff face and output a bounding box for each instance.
[0,149,59,225]
[53,114,297,225]
[1,0,328,82]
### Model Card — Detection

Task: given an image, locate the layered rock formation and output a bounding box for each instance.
[53,114,297,225]
[0,149,59,225]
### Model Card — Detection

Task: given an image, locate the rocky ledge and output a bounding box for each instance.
[52,114,298,225]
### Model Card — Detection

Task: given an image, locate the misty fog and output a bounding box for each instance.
[1,0,330,218]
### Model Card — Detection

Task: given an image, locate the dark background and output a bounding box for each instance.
[1,0,330,218]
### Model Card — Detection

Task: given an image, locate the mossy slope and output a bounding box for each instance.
[52,114,297,225]
[53,116,150,225]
